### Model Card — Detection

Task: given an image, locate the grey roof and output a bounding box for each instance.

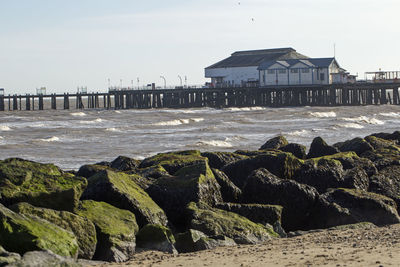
[258,57,339,70]
[205,48,308,69]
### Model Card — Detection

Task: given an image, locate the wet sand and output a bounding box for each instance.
[96,223,400,267]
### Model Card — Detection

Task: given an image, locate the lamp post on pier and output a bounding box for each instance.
[160,75,166,89]
[178,75,183,87]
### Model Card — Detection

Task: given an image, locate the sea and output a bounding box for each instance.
[1,105,400,170]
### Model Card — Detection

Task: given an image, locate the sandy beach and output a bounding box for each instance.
[98,223,400,267]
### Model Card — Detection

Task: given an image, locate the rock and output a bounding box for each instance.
[241,168,321,231]
[9,202,97,260]
[0,203,79,258]
[139,150,206,175]
[307,137,339,159]
[370,131,400,144]
[212,169,242,202]
[136,224,177,254]
[76,164,111,179]
[324,188,400,226]
[0,246,21,266]
[280,143,307,159]
[332,153,377,177]
[0,158,87,212]
[222,151,303,188]
[75,200,138,263]
[146,157,222,230]
[81,169,167,228]
[293,158,345,193]
[341,167,369,191]
[365,135,397,150]
[259,135,288,150]
[186,202,277,244]
[7,250,82,267]
[215,203,282,226]
[201,152,248,169]
[110,156,141,172]
[369,165,400,211]
[138,165,170,179]
[334,137,374,156]
[175,230,236,253]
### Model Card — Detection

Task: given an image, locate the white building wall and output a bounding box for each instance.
[300,69,313,84]
[289,69,300,85]
[205,66,259,85]
[312,68,329,85]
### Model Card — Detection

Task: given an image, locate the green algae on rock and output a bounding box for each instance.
[186,202,278,244]
[136,224,177,254]
[81,170,168,228]
[0,246,21,266]
[0,203,79,258]
[75,200,138,263]
[10,202,97,260]
[0,158,87,212]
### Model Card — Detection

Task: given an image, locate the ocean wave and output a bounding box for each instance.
[39,136,60,142]
[380,112,400,118]
[153,118,204,126]
[79,118,104,124]
[309,111,337,118]
[195,140,233,148]
[335,123,364,129]
[0,125,11,131]
[105,128,121,132]
[70,112,86,117]
[226,107,266,112]
[286,129,310,136]
[342,116,384,125]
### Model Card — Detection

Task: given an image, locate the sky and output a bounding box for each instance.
[1,0,400,94]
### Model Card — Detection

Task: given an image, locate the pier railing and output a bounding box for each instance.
[1,83,400,111]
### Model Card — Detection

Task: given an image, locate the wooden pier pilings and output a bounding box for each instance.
[0,83,399,111]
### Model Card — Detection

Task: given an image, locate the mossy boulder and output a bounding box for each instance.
[334,137,374,156]
[175,230,235,253]
[324,188,400,226]
[138,165,170,179]
[76,164,111,179]
[81,170,167,228]
[222,151,304,188]
[215,203,282,226]
[307,137,339,159]
[139,150,205,175]
[280,143,307,159]
[75,200,138,262]
[369,165,400,211]
[136,224,177,254]
[0,203,79,258]
[365,135,398,150]
[7,250,82,267]
[370,131,400,144]
[259,135,288,150]
[110,156,141,172]
[146,159,222,230]
[9,202,96,260]
[212,169,242,202]
[0,246,20,266]
[201,152,248,169]
[186,202,277,244]
[241,168,321,231]
[0,158,87,212]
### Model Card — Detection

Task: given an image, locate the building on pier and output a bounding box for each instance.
[204,48,307,87]
[205,48,354,87]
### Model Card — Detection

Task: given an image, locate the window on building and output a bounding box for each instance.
[320,73,325,81]
[262,75,265,83]
[267,70,275,74]
[290,69,298,73]
[302,69,310,73]
[278,69,286,74]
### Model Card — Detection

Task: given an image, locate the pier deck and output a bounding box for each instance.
[1,83,400,111]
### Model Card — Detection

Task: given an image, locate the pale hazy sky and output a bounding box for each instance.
[1,0,399,94]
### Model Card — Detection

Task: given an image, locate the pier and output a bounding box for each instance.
[1,83,400,111]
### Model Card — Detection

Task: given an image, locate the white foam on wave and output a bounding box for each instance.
[105,128,122,132]
[195,140,233,148]
[0,125,11,131]
[70,112,86,117]
[79,118,104,124]
[39,136,60,142]
[309,111,337,118]
[153,118,204,126]
[342,116,384,125]
[226,107,266,112]
[335,123,364,129]
[287,129,309,136]
[380,112,400,118]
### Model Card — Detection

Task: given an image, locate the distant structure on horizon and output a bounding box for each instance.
[205,47,355,87]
